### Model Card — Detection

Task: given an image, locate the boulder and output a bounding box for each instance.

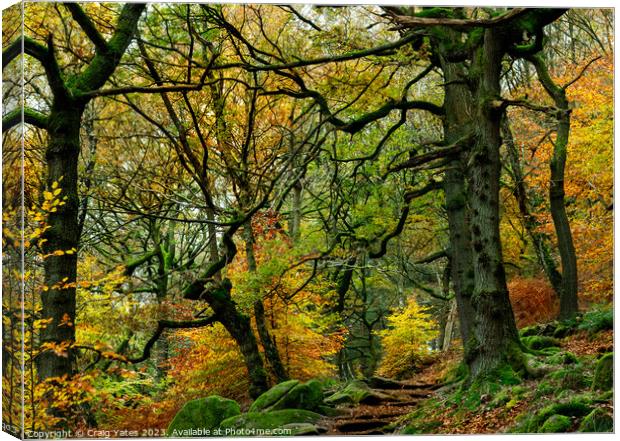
[219,409,323,435]
[578,408,613,432]
[249,380,299,413]
[249,379,324,413]
[167,396,241,436]
[521,335,561,351]
[592,352,613,391]
[324,380,371,405]
[281,423,326,435]
[540,414,572,433]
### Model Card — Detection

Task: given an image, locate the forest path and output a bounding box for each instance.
[323,379,440,435]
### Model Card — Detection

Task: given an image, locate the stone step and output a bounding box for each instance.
[336,419,391,433]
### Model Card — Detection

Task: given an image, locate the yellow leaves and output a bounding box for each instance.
[42,248,77,259]
[377,296,439,378]
[40,341,71,358]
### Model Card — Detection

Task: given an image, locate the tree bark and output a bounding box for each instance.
[201,279,269,398]
[37,104,84,381]
[439,54,476,350]
[465,28,522,378]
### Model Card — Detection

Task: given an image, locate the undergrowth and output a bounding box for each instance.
[399,307,613,434]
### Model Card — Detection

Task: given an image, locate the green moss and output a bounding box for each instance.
[324,380,371,405]
[592,352,613,391]
[547,351,578,365]
[167,396,241,436]
[540,414,572,433]
[264,380,323,412]
[534,381,554,398]
[415,7,454,18]
[402,419,442,434]
[443,362,468,384]
[515,398,592,432]
[548,365,592,390]
[519,325,539,337]
[578,308,613,333]
[249,380,300,412]
[578,407,613,432]
[219,409,322,434]
[522,335,561,351]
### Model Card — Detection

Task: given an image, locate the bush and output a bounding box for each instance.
[376,296,439,378]
[508,278,558,327]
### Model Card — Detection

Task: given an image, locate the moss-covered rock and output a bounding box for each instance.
[553,324,573,339]
[324,380,371,405]
[249,379,323,413]
[540,414,572,433]
[592,352,613,391]
[219,409,323,434]
[280,423,322,435]
[249,380,299,413]
[579,407,613,432]
[547,351,578,365]
[514,398,592,432]
[548,365,592,390]
[522,335,561,351]
[167,396,241,436]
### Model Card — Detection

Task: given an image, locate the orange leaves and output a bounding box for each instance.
[506,52,613,303]
[507,278,558,328]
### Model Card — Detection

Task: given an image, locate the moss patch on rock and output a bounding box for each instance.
[540,414,572,433]
[167,396,241,436]
[324,380,371,405]
[219,409,322,434]
[521,335,561,351]
[249,379,324,413]
[579,407,613,432]
[591,352,613,391]
[513,398,591,433]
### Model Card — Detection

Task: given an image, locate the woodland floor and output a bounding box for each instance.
[323,323,613,435]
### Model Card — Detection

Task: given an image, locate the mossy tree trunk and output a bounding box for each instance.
[437,43,476,349]
[38,103,84,381]
[463,27,523,378]
[2,4,146,385]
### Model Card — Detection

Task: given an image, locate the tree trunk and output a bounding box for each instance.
[333,257,356,380]
[442,299,458,352]
[465,29,522,378]
[527,54,579,320]
[244,224,288,382]
[438,50,476,350]
[38,104,84,381]
[502,117,563,296]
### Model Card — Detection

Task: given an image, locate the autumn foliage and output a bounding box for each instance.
[376,297,439,379]
[508,278,559,328]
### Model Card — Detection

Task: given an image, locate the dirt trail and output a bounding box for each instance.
[323,379,440,435]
